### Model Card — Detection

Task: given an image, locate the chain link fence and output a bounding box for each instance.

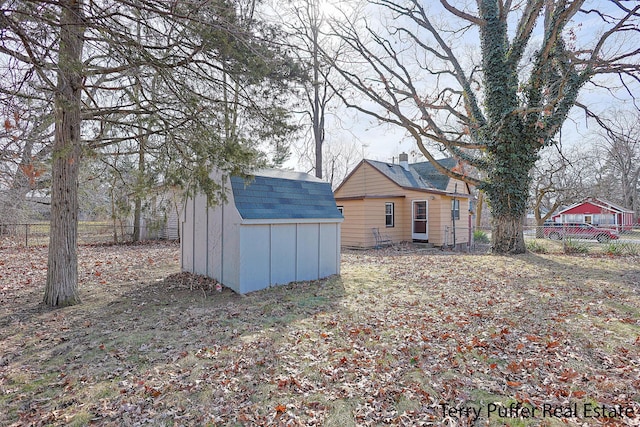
[470,224,640,255]
[0,222,179,247]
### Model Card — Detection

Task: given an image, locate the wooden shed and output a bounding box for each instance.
[181,169,343,294]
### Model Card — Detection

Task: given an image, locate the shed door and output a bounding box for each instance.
[412,200,428,240]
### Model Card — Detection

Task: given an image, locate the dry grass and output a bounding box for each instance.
[1,243,639,426]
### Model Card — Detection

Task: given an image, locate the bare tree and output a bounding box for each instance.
[275,0,356,179]
[596,110,640,217]
[304,0,330,179]
[328,0,640,253]
[529,147,592,234]
[0,97,53,225]
[323,138,361,188]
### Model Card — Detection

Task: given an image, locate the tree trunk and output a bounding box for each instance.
[311,9,323,179]
[44,0,84,307]
[132,139,144,243]
[132,197,142,242]
[484,143,534,255]
[110,186,119,243]
[491,213,527,254]
[486,181,531,255]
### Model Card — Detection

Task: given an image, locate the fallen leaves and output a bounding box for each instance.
[1,244,639,425]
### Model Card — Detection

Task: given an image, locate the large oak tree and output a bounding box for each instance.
[329,0,639,253]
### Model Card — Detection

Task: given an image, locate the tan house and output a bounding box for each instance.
[334,154,472,248]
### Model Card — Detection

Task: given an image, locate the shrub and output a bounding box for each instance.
[473,230,490,244]
[526,240,548,254]
[605,242,624,256]
[563,238,589,254]
[605,242,640,256]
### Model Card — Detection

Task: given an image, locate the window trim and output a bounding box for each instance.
[385,202,395,227]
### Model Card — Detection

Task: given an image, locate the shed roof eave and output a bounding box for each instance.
[240,217,343,225]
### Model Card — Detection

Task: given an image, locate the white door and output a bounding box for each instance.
[412,200,428,240]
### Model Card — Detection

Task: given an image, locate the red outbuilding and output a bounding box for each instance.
[552,197,635,231]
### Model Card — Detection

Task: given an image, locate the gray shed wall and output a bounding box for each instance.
[181,173,342,294]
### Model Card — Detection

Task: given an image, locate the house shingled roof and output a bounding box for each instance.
[410,158,457,191]
[366,160,432,190]
[366,157,457,191]
[230,169,343,220]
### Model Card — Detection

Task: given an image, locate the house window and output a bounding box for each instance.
[337,206,344,215]
[385,202,394,227]
[451,199,460,220]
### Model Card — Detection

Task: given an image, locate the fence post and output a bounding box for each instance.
[25,224,29,247]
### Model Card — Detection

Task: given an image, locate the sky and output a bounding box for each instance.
[282,0,640,175]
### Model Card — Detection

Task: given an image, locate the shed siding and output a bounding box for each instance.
[219,195,243,293]
[221,220,241,292]
[296,224,320,280]
[206,200,223,280]
[239,225,271,293]
[181,196,194,272]
[319,223,339,277]
[270,224,297,285]
[193,193,208,276]
[183,169,342,294]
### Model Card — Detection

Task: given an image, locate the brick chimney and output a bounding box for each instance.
[399,152,409,171]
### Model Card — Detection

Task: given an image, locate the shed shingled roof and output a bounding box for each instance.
[230,169,343,220]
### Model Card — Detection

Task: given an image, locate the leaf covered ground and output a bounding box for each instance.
[1,242,639,426]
